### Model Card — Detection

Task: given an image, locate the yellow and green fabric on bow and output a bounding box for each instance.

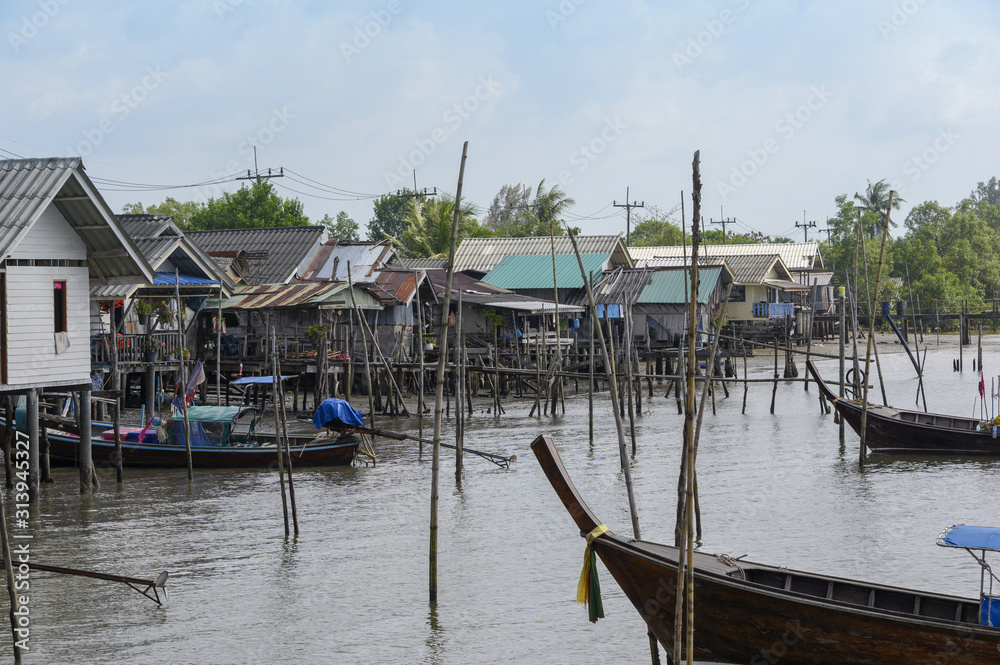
[576,524,608,622]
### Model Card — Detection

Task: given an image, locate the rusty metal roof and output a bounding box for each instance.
[0,157,156,284]
[210,281,382,311]
[300,240,396,282]
[372,268,424,306]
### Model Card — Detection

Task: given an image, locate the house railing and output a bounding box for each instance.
[91,332,182,365]
[752,302,795,319]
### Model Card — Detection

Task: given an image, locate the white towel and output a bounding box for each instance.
[54,331,71,354]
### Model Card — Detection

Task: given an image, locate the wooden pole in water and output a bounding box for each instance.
[588,272,595,445]
[904,262,928,411]
[275,346,299,537]
[175,270,193,481]
[839,287,846,444]
[270,327,291,537]
[430,141,468,604]
[0,453,23,663]
[216,285,223,406]
[111,317,124,484]
[455,290,464,479]
[859,190,895,470]
[348,263,376,432]
[566,226,640,537]
[416,276,425,446]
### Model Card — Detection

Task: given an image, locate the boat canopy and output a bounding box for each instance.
[183,406,248,423]
[313,399,364,430]
[231,376,296,385]
[937,525,1000,552]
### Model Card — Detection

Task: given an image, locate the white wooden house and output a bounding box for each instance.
[0,157,155,493]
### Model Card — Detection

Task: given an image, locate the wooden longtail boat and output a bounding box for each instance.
[5,405,358,469]
[531,434,1000,664]
[807,359,1000,455]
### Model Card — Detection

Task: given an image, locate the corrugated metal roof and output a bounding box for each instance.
[152,271,220,287]
[420,267,571,313]
[397,257,448,270]
[0,157,156,284]
[118,214,181,238]
[575,269,652,306]
[640,254,789,284]
[452,235,632,274]
[209,281,381,311]
[630,241,822,271]
[372,268,422,306]
[637,267,724,305]
[483,253,609,290]
[300,240,396,282]
[185,226,326,285]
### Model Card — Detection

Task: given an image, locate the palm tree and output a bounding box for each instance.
[532,179,575,235]
[395,196,488,258]
[854,178,904,238]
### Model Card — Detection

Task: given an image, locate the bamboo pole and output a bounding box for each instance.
[567,226,641,539]
[270,327,291,537]
[111,320,123,484]
[859,191,895,469]
[0,453,22,663]
[588,273,595,445]
[430,141,468,603]
[175,270,193,481]
[416,276,425,446]
[217,285,222,406]
[455,291,464,478]
[839,288,846,444]
[347,264,376,432]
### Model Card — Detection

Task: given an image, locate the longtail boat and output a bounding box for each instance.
[807,359,1000,455]
[6,404,359,468]
[531,434,1000,664]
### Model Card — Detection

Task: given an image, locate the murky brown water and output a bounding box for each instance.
[10,336,1000,664]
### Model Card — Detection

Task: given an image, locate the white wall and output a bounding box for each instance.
[10,205,87,260]
[4,265,92,389]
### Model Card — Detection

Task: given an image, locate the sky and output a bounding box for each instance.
[2,0,999,241]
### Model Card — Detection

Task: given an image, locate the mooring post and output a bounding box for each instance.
[26,390,38,500]
[839,287,846,444]
[79,387,96,493]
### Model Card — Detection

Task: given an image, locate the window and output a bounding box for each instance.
[731,284,746,302]
[53,281,67,333]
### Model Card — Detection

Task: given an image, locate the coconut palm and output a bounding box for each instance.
[532,179,576,235]
[395,196,490,258]
[854,178,904,238]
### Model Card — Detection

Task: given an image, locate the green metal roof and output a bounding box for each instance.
[482,253,609,290]
[636,267,723,305]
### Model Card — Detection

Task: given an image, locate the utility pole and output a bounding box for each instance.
[795,210,817,242]
[613,187,644,246]
[397,187,438,199]
[238,147,284,185]
[710,216,737,244]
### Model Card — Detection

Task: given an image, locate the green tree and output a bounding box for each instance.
[322,211,360,241]
[903,201,951,246]
[532,179,575,237]
[853,178,904,238]
[121,197,203,227]
[483,183,538,236]
[630,205,683,246]
[184,182,308,230]
[367,190,414,241]
[396,197,491,258]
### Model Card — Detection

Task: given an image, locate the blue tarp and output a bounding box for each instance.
[313,399,365,430]
[982,597,1000,627]
[937,525,1000,552]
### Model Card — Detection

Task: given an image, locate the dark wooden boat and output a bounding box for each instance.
[42,429,359,469]
[531,434,1000,664]
[807,359,1000,455]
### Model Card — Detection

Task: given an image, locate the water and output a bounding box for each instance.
[14,337,1000,664]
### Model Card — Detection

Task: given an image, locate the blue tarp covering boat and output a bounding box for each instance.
[313,399,364,430]
[937,525,1000,552]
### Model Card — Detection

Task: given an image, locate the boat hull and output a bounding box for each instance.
[43,431,358,468]
[807,360,1000,455]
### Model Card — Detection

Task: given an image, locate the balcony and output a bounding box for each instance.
[752,302,795,319]
[92,332,182,365]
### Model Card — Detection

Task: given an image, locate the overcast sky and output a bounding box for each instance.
[3,0,998,240]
